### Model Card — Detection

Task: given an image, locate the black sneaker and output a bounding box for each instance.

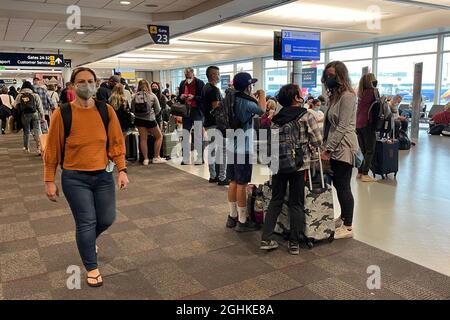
[1,129,5,135]
[209,177,219,183]
[288,241,300,255]
[235,220,260,233]
[218,179,229,186]
[226,216,238,228]
[181,161,190,165]
[260,240,279,251]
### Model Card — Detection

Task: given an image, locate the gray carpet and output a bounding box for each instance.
[1,133,450,300]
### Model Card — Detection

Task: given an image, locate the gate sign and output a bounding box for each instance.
[0,53,65,68]
[147,25,170,45]
[302,68,317,88]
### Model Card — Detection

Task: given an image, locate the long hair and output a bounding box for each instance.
[357,73,376,99]
[151,82,162,99]
[137,80,151,93]
[321,61,355,103]
[109,84,126,110]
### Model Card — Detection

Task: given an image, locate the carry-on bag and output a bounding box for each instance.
[125,130,139,161]
[371,139,399,179]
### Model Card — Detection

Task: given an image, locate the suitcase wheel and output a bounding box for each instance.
[328,232,335,243]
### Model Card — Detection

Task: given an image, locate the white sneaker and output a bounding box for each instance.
[334,225,354,239]
[143,159,150,166]
[23,147,29,153]
[152,157,167,164]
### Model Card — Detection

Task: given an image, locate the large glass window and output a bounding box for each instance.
[329,46,372,62]
[344,60,373,88]
[170,69,184,93]
[444,35,450,51]
[378,38,438,58]
[236,61,253,73]
[302,61,324,97]
[377,54,437,109]
[441,52,450,105]
[264,59,288,96]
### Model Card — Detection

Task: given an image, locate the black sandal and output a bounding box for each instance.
[87,274,103,288]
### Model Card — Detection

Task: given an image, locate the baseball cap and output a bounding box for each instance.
[233,72,257,92]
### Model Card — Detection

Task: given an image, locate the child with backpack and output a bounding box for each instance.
[15,81,45,154]
[260,84,322,255]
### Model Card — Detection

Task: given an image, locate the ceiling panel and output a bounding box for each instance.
[130,0,173,13]
[23,21,59,42]
[76,0,112,8]
[158,0,207,12]
[46,0,81,4]
[4,19,34,41]
[104,0,146,11]
[0,18,9,41]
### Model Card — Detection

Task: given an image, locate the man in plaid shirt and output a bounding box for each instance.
[33,78,56,125]
[261,84,322,255]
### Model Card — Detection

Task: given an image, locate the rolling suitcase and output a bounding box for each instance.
[371,140,399,179]
[161,132,179,159]
[125,131,139,161]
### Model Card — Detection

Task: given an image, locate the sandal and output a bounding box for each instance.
[86,274,103,288]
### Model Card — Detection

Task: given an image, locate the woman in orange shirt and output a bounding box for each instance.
[44,67,129,288]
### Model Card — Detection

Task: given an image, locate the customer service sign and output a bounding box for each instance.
[0,53,65,68]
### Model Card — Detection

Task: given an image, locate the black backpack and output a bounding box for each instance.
[19,92,37,114]
[133,92,149,114]
[213,89,253,134]
[60,100,109,166]
[398,130,411,150]
[368,89,392,134]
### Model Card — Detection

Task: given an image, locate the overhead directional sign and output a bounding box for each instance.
[147,25,170,45]
[0,53,65,68]
[64,59,72,68]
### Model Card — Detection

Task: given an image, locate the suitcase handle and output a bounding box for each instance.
[308,147,326,190]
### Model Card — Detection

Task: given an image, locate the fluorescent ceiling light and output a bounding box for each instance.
[104,57,162,62]
[116,53,180,59]
[120,1,131,5]
[77,31,85,35]
[176,38,270,47]
[197,25,272,38]
[140,47,213,53]
[384,0,450,10]
[241,21,379,35]
[255,3,382,23]
[65,39,73,43]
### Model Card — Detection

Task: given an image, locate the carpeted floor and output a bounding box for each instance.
[1,133,449,300]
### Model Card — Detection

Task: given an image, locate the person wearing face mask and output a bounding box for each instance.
[96,75,120,103]
[321,61,359,240]
[307,99,325,130]
[225,72,266,232]
[43,67,128,288]
[177,67,205,165]
[150,82,169,127]
[260,84,322,255]
[356,73,378,182]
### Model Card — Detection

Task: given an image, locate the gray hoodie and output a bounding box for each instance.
[15,88,44,117]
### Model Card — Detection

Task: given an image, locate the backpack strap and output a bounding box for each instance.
[60,100,109,168]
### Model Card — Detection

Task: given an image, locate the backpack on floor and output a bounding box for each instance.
[398,130,411,150]
[428,123,445,135]
[18,92,37,114]
[60,100,109,166]
[442,125,450,137]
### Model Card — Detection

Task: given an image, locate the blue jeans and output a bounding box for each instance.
[22,112,41,150]
[61,170,116,271]
[206,127,227,181]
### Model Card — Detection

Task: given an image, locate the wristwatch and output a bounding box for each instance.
[119,168,128,174]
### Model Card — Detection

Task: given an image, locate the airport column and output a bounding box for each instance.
[411,62,423,145]
[292,61,302,88]
[63,67,72,86]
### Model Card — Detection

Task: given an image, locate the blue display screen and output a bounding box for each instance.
[281,31,321,61]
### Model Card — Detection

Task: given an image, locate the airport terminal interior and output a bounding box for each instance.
[0,0,450,300]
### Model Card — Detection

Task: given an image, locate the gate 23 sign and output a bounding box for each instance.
[147,25,170,45]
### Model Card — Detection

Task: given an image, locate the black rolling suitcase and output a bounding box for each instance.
[371,140,399,179]
[125,131,139,161]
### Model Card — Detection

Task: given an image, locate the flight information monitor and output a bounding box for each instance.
[278,30,321,61]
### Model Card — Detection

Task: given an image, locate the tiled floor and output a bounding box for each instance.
[169,127,450,277]
[0,131,449,300]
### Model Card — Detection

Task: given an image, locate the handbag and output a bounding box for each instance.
[169,102,190,118]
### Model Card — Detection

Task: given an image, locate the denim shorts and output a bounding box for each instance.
[226,153,253,185]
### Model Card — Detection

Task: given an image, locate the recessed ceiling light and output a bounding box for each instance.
[77,31,85,35]
[120,1,131,5]
[65,39,72,43]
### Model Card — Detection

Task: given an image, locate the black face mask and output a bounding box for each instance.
[326,76,339,90]
[372,80,378,88]
[152,89,159,94]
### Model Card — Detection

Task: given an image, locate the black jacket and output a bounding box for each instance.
[272,106,308,126]
[96,82,112,103]
[177,78,205,113]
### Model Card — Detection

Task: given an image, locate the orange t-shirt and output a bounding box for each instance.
[43,102,126,182]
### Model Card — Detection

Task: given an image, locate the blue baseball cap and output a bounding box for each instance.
[233,72,258,92]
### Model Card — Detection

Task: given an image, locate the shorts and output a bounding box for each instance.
[135,118,157,129]
[226,153,253,185]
